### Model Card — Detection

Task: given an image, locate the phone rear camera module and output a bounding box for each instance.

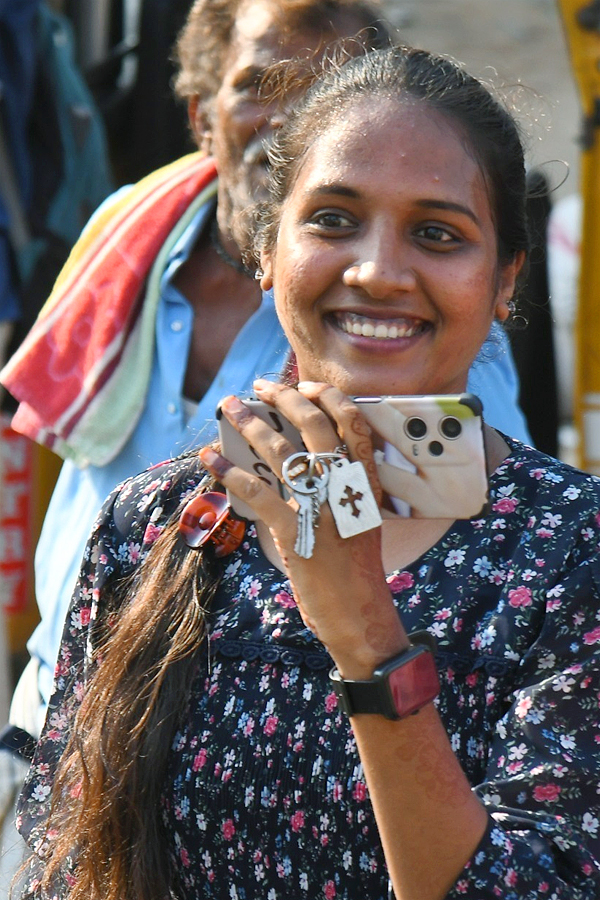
[428,440,444,457]
[405,417,427,440]
[439,416,462,440]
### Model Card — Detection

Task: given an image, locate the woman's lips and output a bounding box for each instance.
[333,311,429,340]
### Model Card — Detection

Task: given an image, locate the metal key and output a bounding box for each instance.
[282,454,330,558]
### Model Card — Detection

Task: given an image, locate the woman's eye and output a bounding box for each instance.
[416,225,458,244]
[310,211,355,230]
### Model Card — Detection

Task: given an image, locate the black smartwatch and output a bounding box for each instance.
[329,631,440,720]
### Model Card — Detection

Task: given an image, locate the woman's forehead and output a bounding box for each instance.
[291,98,485,199]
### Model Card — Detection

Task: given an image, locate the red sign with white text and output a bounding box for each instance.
[0,415,33,615]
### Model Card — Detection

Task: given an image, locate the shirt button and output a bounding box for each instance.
[167,402,177,415]
[171,320,183,332]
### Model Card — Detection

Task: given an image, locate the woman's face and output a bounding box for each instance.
[261,98,523,398]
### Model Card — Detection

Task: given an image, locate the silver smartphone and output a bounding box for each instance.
[216,393,489,521]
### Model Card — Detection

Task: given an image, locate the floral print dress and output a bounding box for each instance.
[16,437,600,899]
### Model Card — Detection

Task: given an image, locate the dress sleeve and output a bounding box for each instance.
[444,509,600,898]
[15,455,204,853]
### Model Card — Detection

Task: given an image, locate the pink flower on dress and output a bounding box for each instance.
[493,497,518,513]
[264,716,278,736]
[143,523,162,544]
[128,542,141,563]
[290,810,305,832]
[80,607,91,627]
[324,880,337,899]
[583,626,600,645]
[508,586,533,608]
[533,783,560,802]
[325,692,339,713]
[352,782,368,802]
[222,819,236,840]
[274,590,296,608]
[386,571,414,592]
[192,749,207,771]
[515,696,532,718]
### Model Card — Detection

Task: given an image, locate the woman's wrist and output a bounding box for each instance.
[314,586,410,679]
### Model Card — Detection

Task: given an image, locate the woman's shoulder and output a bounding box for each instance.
[93,450,206,550]
[496,435,600,498]
[491,435,600,541]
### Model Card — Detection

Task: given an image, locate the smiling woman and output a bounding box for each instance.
[15,45,600,900]
[259,96,521,398]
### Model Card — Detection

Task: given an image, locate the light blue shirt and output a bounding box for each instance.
[30,197,290,703]
[29,201,532,706]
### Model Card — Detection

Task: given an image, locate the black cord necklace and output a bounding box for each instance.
[210,217,253,278]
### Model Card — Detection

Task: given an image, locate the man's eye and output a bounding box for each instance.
[234,76,261,97]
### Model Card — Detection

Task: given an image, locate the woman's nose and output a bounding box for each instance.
[342,246,417,299]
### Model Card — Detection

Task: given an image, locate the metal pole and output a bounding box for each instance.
[556,0,600,473]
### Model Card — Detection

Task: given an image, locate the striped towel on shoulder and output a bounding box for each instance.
[1,153,218,467]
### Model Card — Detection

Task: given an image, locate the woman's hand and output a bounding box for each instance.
[200,379,409,675]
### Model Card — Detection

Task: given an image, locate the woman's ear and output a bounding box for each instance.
[188,97,212,156]
[495,250,526,321]
[260,251,274,291]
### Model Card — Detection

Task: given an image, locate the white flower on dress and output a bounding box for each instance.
[444,548,466,568]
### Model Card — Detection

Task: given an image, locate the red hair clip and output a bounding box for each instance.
[179,492,245,557]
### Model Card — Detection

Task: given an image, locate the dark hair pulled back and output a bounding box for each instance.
[256,45,529,266]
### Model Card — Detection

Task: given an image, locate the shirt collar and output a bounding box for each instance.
[162,196,217,283]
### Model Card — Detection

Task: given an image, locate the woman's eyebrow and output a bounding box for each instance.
[308,184,360,199]
[416,199,480,225]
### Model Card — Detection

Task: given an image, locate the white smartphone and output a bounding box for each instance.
[216,393,489,521]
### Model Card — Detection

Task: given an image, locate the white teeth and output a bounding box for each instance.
[337,314,422,340]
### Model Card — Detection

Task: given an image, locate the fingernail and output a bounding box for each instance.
[220,395,252,422]
[199,446,233,478]
[253,378,270,392]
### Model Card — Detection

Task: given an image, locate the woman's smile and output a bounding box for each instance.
[331,310,430,342]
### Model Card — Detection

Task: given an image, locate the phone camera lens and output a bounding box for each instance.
[428,441,444,457]
[440,416,462,439]
[405,417,427,440]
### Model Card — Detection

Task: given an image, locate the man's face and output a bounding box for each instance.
[201,1,362,246]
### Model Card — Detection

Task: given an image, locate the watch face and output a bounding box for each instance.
[387,649,440,718]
